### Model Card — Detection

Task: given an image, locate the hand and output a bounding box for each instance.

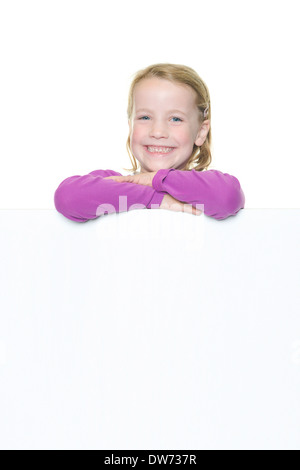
[103,171,157,187]
[160,194,202,216]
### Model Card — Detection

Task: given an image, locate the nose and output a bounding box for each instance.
[150,120,169,139]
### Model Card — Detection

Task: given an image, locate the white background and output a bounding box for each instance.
[0,0,299,209]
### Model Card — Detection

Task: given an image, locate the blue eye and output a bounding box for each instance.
[138,116,182,122]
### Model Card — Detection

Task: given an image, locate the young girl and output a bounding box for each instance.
[54,63,245,222]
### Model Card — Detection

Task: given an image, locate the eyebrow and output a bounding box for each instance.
[136,108,188,116]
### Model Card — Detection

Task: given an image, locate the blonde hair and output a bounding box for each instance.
[123,63,212,173]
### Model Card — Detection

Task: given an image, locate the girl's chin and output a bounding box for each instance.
[141,162,170,172]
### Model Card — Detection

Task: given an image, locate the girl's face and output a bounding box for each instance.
[128,78,210,173]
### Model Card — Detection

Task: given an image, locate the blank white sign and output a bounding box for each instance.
[0,208,299,450]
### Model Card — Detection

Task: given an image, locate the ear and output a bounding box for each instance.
[194,119,210,147]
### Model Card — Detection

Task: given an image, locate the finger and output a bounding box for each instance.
[170,202,191,213]
[116,176,131,182]
[193,207,202,216]
[104,176,127,182]
[182,204,202,216]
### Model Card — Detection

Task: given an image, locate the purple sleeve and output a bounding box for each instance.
[152,168,245,220]
[54,169,165,222]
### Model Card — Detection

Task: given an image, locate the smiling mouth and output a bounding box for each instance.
[144,146,175,155]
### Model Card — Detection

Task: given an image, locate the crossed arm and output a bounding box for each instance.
[54,168,245,222]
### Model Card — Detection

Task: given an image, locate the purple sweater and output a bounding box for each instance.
[54,168,245,222]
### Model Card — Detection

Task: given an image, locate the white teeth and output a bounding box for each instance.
[147,146,173,153]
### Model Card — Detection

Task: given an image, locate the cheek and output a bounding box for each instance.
[131,125,145,143]
[175,128,193,145]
